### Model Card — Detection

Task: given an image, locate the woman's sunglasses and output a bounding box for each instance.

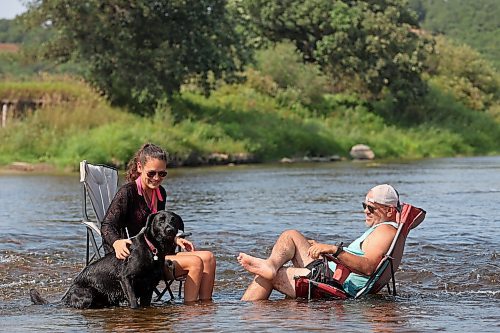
[362,202,377,214]
[146,170,168,178]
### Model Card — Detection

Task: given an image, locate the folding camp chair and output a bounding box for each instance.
[79,160,183,301]
[295,203,426,300]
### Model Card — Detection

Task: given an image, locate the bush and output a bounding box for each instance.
[427,36,500,111]
[1,75,499,170]
[253,42,329,106]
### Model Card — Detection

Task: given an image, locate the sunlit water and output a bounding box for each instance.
[0,156,499,332]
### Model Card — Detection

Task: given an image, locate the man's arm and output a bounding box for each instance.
[309,224,397,276]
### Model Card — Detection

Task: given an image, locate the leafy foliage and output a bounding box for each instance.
[238,0,432,104]
[1,76,500,169]
[427,36,500,111]
[410,0,500,70]
[0,18,52,44]
[23,0,246,114]
[1,0,500,168]
[250,42,328,106]
[0,19,25,43]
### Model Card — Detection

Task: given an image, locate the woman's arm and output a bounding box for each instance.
[175,237,195,252]
[101,185,132,258]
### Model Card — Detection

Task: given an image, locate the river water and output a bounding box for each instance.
[0,156,499,332]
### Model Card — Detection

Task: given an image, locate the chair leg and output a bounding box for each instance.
[389,261,397,296]
[167,283,175,300]
[166,281,175,300]
[178,280,183,298]
[86,231,90,265]
[87,229,102,265]
[154,280,175,302]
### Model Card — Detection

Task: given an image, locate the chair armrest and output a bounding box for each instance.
[322,254,352,284]
[176,231,192,238]
[82,220,102,236]
[322,253,340,263]
[174,231,193,254]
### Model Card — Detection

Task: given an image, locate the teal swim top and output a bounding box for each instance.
[328,221,398,296]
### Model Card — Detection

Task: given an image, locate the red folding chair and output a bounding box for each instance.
[295,203,426,299]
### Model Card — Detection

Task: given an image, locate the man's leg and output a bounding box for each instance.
[238,229,314,280]
[241,266,310,301]
[273,266,311,298]
[239,229,315,300]
[241,275,273,301]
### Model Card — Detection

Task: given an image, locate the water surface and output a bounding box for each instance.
[0,156,499,332]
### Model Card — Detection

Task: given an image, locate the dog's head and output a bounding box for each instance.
[145,210,183,254]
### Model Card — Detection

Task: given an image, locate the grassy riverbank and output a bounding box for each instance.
[1,74,500,172]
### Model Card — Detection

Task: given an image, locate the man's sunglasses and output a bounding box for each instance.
[146,170,168,178]
[362,202,377,214]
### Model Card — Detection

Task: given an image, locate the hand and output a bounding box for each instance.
[308,243,334,259]
[307,239,317,246]
[113,239,132,260]
[175,237,195,252]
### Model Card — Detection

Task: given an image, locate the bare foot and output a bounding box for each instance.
[237,253,276,280]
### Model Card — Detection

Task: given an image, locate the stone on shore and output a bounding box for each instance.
[350,144,375,160]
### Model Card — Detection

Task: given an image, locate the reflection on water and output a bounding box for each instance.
[0,156,499,332]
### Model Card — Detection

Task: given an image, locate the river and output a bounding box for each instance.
[0,156,499,332]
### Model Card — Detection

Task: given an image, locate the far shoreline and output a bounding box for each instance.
[0,155,449,176]
[0,155,370,175]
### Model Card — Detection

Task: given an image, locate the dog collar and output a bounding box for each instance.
[144,234,159,261]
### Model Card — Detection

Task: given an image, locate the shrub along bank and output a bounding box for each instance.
[1,74,499,172]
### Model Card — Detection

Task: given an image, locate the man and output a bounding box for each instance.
[237,184,401,301]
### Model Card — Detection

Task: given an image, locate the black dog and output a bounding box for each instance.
[30,210,183,309]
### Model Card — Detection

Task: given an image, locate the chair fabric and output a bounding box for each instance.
[294,203,426,300]
[80,160,118,265]
[80,161,119,225]
[79,160,181,301]
[80,160,119,238]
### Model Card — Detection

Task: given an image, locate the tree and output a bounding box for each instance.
[428,36,500,111]
[23,0,246,114]
[410,0,500,70]
[239,0,432,103]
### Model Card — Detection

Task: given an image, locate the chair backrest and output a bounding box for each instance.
[355,203,426,297]
[80,160,119,225]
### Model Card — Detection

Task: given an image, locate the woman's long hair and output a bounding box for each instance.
[126,143,168,182]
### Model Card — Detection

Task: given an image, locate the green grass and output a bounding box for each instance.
[1,75,499,171]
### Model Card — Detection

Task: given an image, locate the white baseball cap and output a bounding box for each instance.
[367,184,400,208]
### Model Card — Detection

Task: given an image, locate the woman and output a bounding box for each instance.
[101,143,216,303]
